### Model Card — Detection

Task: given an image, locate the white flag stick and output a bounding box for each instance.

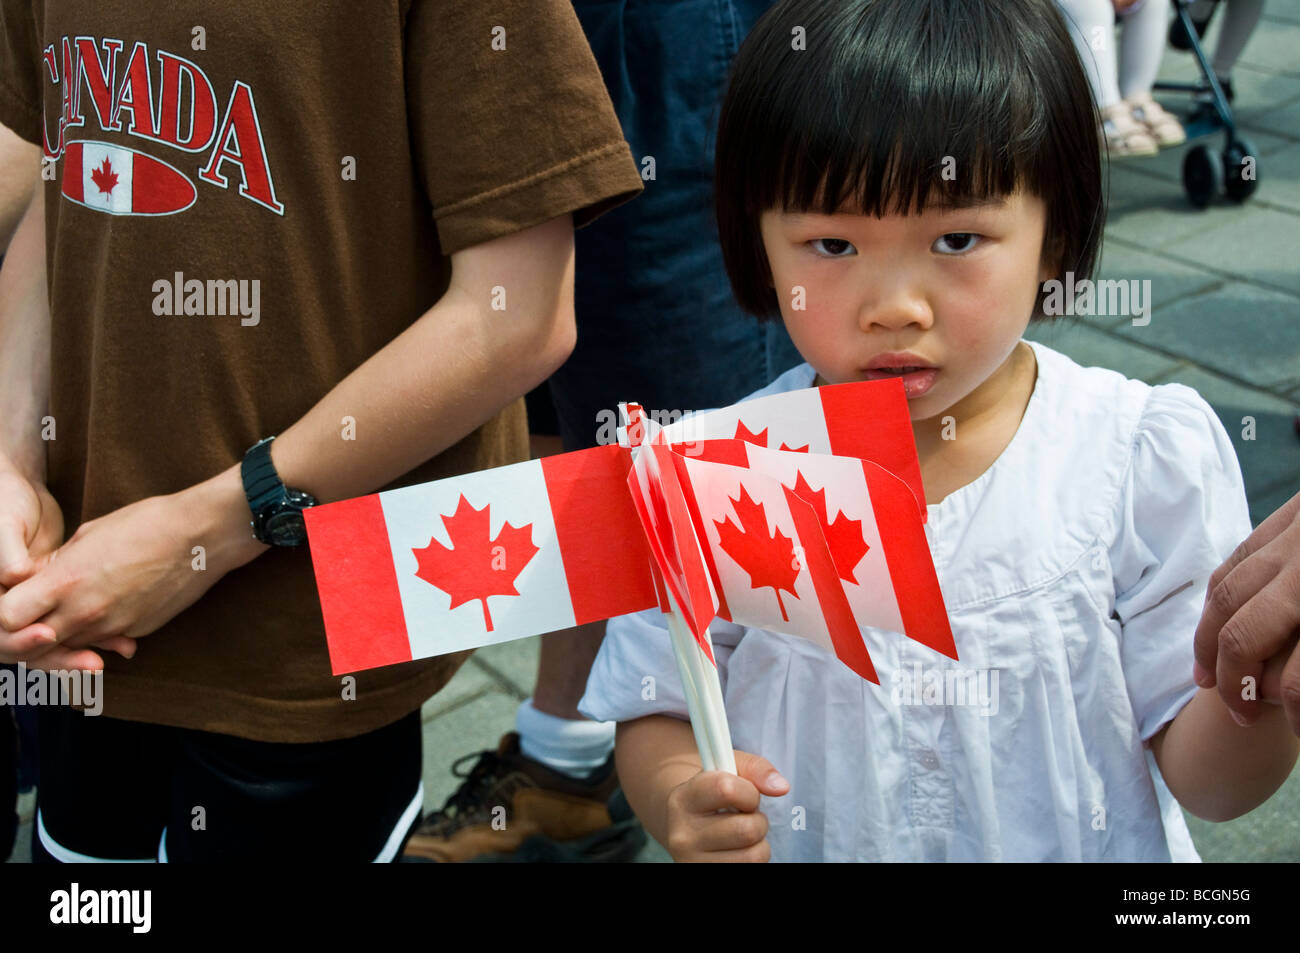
[664,607,717,773]
[693,626,737,775]
[665,588,736,775]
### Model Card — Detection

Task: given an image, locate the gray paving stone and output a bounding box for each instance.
[420,654,495,722]
[8,821,31,863]
[1160,206,1300,296]
[1024,320,1185,382]
[1237,18,1300,78]
[1183,761,1300,862]
[1242,97,1300,146]
[1114,281,1300,389]
[1263,2,1300,27]
[1252,140,1300,215]
[1087,242,1224,327]
[1103,164,1255,249]
[3,791,34,863]
[1150,365,1300,499]
[470,634,542,698]
[1223,66,1300,128]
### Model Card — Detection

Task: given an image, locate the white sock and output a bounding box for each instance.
[1117,0,1170,101]
[515,699,615,779]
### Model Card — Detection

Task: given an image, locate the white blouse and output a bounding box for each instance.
[580,341,1252,862]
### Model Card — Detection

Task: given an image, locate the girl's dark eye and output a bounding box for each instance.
[810,237,856,257]
[933,232,980,254]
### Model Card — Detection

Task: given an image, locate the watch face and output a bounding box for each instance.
[266,510,306,546]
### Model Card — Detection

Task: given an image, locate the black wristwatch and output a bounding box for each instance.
[241,435,318,547]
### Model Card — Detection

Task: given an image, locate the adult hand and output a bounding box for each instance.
[0,464,62,587]
[664,750,789,862]
[1193,490,1300,735]
[0,463,134,669]
[0,489,217,669]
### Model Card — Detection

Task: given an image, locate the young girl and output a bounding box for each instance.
[578,0,1299,862]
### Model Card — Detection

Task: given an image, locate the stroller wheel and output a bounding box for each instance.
[1222,137,1259,203]
[1183,144,1222,208]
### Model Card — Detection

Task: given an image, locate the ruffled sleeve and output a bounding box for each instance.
[1110,383,1252,742]
[578,607,747,724]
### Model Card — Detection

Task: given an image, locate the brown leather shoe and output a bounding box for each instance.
[401,732,645,863]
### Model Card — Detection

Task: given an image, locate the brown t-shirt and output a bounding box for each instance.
[0,0,642,742]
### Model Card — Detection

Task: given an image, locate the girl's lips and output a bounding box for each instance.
[861,366,939,398]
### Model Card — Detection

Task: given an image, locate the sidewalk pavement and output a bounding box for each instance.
[8,0,1299,865]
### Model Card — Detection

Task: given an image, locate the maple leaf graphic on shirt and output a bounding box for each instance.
[714,485,801,621]
[784,471,869,584]
[412,494,539,632]
[733,419,809,455]
[91,157,119,196]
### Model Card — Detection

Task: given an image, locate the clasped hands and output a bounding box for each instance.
[0,464,226,671]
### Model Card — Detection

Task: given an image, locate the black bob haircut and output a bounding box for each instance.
[715,0,1105,321]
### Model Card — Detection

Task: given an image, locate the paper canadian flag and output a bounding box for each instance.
[303,378,955,679]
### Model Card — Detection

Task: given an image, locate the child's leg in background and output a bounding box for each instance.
[1212,0,1264,79]
[1058,0,1123,109]
[1117,0,1171,100]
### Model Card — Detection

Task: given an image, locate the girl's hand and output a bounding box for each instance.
[664,750,789,862]
[1113,0,1143,13]
[0,490,225,667]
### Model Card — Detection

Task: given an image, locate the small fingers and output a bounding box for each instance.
[690,840,772,864]
[692,810,769,853]
[679,769,762,815]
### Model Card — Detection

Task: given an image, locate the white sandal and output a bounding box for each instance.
[1126,92,1187,148]
[1101,102,1159,158]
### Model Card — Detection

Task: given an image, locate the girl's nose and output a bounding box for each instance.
[856,278,934,333]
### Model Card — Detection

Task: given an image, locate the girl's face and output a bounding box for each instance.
[759,189,1054,424]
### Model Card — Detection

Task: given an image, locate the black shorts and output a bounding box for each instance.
[31,706,423,863]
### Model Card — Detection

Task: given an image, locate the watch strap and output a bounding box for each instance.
[242,436,284,516]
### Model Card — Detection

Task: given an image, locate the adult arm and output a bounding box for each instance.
[0,213,578,656]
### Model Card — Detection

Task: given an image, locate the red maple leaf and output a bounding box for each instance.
[713,485,801,621]
[784,472,869,583]
[91,157,119,195]
[411,494,539,632]
[733,419,809,455]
